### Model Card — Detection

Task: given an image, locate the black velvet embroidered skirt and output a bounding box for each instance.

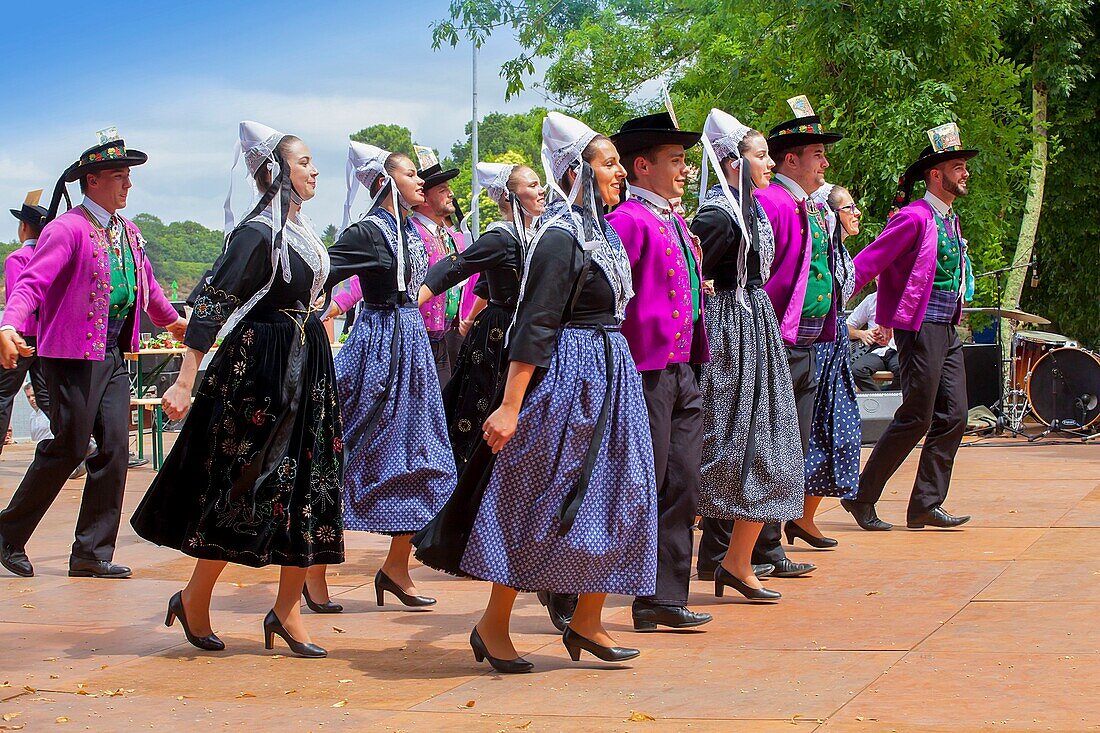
[440,301,513,471]
[132,311,344,568]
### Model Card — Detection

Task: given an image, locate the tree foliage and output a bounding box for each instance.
[350,124,417,160]
[432,0,1100,330]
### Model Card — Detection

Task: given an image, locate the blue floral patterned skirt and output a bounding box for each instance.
[132,311,344,568]
[337,306,457,535]
[804,312,861,498]
[460,327,658,595]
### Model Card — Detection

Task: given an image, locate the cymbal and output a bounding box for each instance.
[962,307,1051,325]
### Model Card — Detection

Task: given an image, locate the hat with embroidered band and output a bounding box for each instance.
[901,122,980,186]
[610,111,701,160]
[63,127,147,183]
[10,189,47,228]
[412,146,459,191]
[766,95,843,157]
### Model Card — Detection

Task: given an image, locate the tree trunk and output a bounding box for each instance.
[1005,75,1049,311]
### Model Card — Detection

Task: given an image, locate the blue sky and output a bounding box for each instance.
[0,1,549,232]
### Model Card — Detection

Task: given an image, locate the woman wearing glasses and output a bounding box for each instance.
[787,184,865,547]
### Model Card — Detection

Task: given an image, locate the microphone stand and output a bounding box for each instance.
[968,261,1034,438]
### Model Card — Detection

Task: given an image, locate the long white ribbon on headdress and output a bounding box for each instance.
[699,133,755,308]
[341,162,408,297]
[223,140,242,236]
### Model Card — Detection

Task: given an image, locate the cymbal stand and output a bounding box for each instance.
[970,261,1033,438]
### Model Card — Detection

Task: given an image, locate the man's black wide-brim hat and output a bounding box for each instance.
[610,111,701,158]
[417,163,460,191]
[766,115,843,156]
[902,145,979,186]
[63,139,148,183]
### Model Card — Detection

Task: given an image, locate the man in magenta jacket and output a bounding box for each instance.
[0,192,51,455]
[841,124,977,532]
[0,134,186,579]
[750,101,844,577]
[608,112,712,632]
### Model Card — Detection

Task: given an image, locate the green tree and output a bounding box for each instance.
[999,0,1095,310]
[322,223,338,248]
[1021,2,1100,349]
[434,0,1030,311]
[350,124,416,160]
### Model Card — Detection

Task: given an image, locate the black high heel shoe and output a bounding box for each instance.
[165,591,225,651]
[714,566,781,601]
[561,627,639,663]
[302,584,343,614]
[469,627,534,674]
[374,569,436,607]
[263,609,326,658]
[784,521,839,549]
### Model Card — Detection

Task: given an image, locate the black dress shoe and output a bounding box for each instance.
[713,566,782,601]
[302,585,343,614]
[374,569,435,607]
[263,609,326,658]
[536,590,577,632]
[561,627,639,662]
[0,535,33,577]
[769,558,816,578]
[165,591,225,651]
[470,627,533,673]
[631,603,713,631]
[841,499,893,531]
[68,558,132,578]
[784,521,839,548]
[907,507,971,529]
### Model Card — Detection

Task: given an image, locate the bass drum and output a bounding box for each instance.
[1026,347,1100,428]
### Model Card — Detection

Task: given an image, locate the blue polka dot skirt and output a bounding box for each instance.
[336,307,457,534]
[461,327,658,596]
[804,311,861,498]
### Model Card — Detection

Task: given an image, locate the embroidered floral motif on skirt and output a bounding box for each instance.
[131,312,344,568]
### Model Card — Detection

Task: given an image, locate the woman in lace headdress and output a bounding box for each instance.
[319,142,457,609]
[412,162,546,575]
[132,122,342,659]
[689,109,804,603]
[454,112,657,674]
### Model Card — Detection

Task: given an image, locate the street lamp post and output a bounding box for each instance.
[471,40,480,239]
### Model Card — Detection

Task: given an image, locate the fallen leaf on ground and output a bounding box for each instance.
[21,687,35,694]
[338,679,352,684]
[0,724,26,731]
[49,675,58,680]
[332,627,346,634]
[332,699,348,708]
[235,692,256,699]
[1,714,20,722]
[628,711,655,721]
[464,700,476,708]
[42,658,56,662]
[54,718,69,724]
[865,590,880,596]
[515,722,532,730]
[20,605,34,609]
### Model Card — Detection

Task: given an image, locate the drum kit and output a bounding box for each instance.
[964,307,1100,439]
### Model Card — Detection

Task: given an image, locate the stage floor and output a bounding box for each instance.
[1,436,1098,732]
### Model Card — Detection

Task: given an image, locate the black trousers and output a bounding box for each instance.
[0,349,131,561]
[854,323,967,518]
[698,345,817,570]
[852,349,900,391]
[428,331,453,389]
[0,336,50,455]
[637,362,703,607]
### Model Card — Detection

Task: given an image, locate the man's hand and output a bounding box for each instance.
[165,317,188,341]
[873,326,893,346]
[458,317,475,337]
[161,380,193,421]
[856,329,876,347]
[0,330,33,369]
